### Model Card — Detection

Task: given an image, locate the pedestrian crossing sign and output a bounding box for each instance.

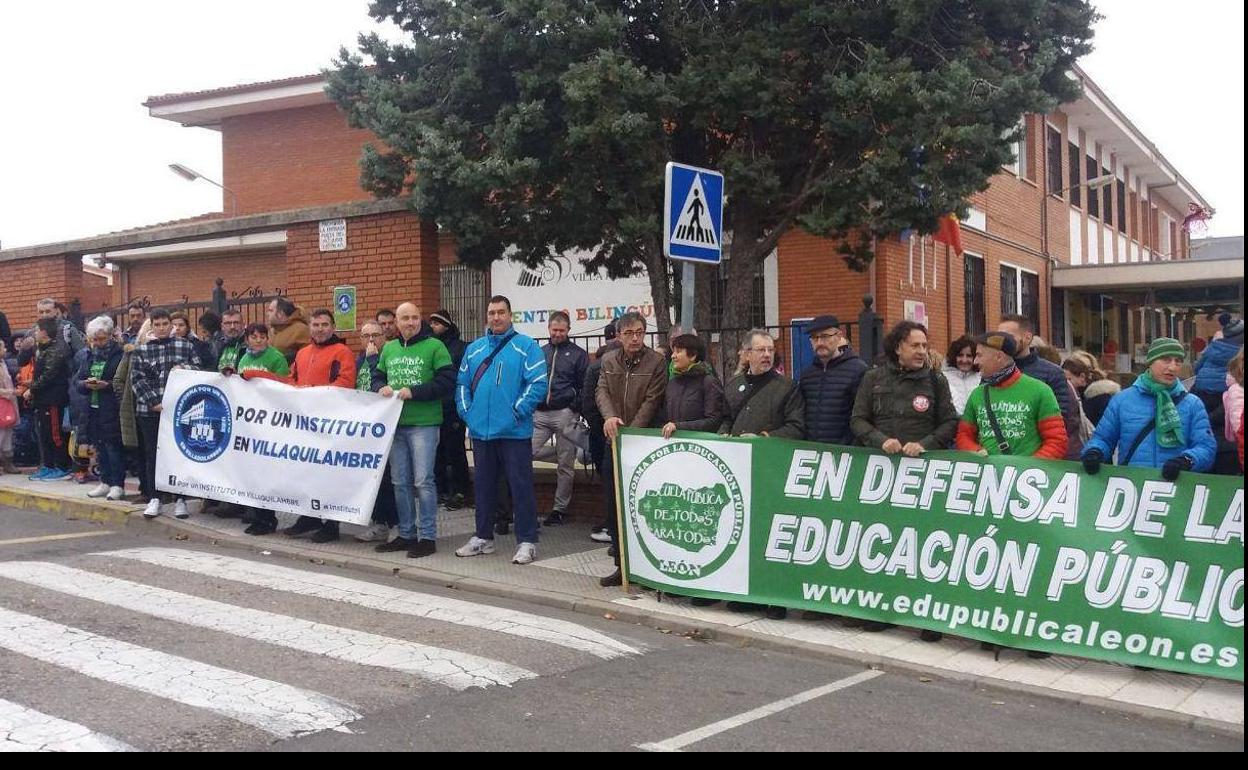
[664,162,724,264]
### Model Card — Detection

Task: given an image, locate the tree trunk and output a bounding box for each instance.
[720,220,767,331]
[643,247,673,335]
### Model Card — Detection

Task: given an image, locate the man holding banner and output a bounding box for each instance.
[245,308,356,543]
[957,331,1067,461]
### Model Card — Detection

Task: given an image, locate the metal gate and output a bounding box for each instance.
[440,264,488,341]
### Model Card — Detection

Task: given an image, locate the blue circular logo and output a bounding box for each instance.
[173,384,233,463]
[337,294,354,313]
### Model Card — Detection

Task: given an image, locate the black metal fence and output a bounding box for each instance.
[88,278,282,333]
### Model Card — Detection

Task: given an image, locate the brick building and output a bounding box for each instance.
[1,67,1239,373]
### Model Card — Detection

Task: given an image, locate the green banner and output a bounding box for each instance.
[333,286,357,332]
[616,429,1244,681]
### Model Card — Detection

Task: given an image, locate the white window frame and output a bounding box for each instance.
[1006,118,1029,178]
[999,261,1040,317]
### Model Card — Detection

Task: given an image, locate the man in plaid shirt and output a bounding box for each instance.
[132,308,201,520]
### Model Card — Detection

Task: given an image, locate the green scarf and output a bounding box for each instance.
[673,362,712,378]
[1137,371,1184,449]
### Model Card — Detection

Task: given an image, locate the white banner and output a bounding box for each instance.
[490,250,658,339]
[156,370,402,526]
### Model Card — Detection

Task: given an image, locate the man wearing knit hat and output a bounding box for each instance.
[1082,337,1216,479]
[956,331,1067,460]
[429,309,470,510]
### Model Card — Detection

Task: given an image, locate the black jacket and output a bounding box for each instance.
[582,341,622,428]
[75,341,124,442]
[436,323,469,419]
[798,348,868,445]
[0,311,11,350]
[720,369,805,439]
[539,339,589,412]
[30,339,72,409]
[663,364,725,433]
[1017,351,1083,459]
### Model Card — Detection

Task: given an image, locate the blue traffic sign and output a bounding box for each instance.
[664,162,724,264]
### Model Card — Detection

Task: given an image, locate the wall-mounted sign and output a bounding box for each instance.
[319,219,347,252]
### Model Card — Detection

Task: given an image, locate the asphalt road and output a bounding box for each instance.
[0,505,1240,752]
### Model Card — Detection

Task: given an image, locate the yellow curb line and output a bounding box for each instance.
[0,487,138,526]
[0,531,117,547]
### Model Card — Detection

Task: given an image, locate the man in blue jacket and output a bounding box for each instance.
[1082,337,1217,479]
[454,296,548,565]
[799,315,867,446]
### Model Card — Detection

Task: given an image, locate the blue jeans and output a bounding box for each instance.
[87,410,123,487]
[471,438,539,545]
[390,426,440,541]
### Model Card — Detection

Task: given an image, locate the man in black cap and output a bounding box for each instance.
[798,315,868,446]
[428,308,470,510]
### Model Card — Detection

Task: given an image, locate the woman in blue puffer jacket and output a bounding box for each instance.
[1082,338,1216,480]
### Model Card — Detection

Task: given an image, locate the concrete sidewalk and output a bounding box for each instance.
[1,472,1242,735]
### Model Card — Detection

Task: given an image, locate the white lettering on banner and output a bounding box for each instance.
[157,370,403,526]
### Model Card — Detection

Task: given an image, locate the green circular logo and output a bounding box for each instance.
[626,441,746,581]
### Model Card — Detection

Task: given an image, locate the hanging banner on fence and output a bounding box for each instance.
[616,429,1245,680]
[157,370,402,526]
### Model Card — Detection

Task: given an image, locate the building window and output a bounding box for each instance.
[1068,142,1082,208]
[706,261,766,329]
[1009,119,1030,179]
[1086,157,1100,219]
[1101,167,1113,225]
[1050,288,1066,349]
[964,253,986,337]
[1116,179,1127,235]
[1159,212,1173,256]
[1000,263,1041,333]
[1046,126,1064,196]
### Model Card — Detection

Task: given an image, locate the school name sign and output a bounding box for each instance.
[616,429,1244,680]
[157,370,402,526]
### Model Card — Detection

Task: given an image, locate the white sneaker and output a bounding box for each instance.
[143,499,162,519]
[173,500,190,519]
[455,536,496,558]
[106,486,125,501]
[512,542,537,565]
[87,483,110,498]
[590,527,613,543]
[354,522,392,543]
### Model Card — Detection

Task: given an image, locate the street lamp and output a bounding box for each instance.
[169,163,239,217]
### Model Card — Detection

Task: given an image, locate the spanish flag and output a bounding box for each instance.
[933,214,964,256]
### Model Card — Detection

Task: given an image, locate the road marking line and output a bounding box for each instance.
[635,669,886,752]
[0,697,136,752]
[0,606,360,739]
[0,531,115,547]
[0,561,536,691]
[98,547,640,659]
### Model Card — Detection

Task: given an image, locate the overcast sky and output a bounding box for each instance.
[0,0,1242,250]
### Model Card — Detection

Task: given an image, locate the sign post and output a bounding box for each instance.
[663,162,725,331]
[333,286,357,333]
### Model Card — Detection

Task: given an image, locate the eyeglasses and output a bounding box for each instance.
[619,329,645,338]
[751,347,775,354]
[811,333,840,342]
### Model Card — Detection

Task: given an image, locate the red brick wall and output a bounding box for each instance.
[0,255,82,330]
[285,211,441,348]
[78,271,115,317]
[122,250,288,306]
[776,230,870,325]
[221,103,381,215]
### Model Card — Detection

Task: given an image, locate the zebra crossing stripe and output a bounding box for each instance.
[0,562,536,691]
[0,698,136,752]
[0,607,360,739]
[98,547,641,659]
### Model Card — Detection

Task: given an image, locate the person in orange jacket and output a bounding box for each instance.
[243,308,356,542]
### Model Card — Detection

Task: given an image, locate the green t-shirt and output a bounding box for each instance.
[89,359,107,408]
[378,336,452,426]
[238,346,290,377]
[218,338,245,373]
[961,372,1062,457]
